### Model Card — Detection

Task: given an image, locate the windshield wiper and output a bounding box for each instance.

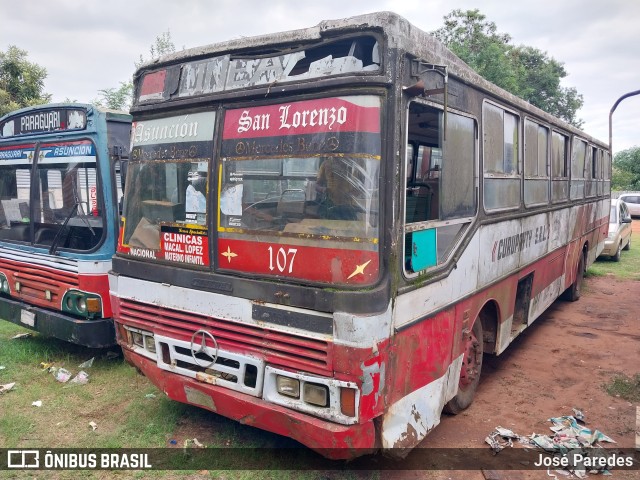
[49,202,80,255]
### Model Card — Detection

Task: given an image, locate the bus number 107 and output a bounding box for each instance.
[268,246,298,273]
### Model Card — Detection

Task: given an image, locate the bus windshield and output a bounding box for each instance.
[218,95,381,285]
[219,156,379,234]
[120,96,382,284]
[0,141,103,250]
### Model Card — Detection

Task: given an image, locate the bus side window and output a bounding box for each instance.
[404,102,476,274]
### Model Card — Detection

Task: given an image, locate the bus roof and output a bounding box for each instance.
[135,11,607,148]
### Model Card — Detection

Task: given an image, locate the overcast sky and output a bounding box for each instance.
[2,0,639,153]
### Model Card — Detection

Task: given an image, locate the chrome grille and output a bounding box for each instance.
[119,298,332,376]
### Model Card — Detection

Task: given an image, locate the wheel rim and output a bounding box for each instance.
[459,325,482,390]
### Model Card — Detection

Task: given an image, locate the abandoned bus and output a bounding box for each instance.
[0,103,131,347]
[110,12,611,457]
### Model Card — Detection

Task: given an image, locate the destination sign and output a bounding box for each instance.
[135,35,381,104]
[0,108,87,138]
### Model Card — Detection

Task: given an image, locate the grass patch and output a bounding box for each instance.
[0,323,351,479]
[588,233,640,280]
[0,322,174,449]
[603,373,640,402]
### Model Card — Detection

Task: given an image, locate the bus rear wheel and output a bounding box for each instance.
[563,252,585,302]
[444,319,483,414]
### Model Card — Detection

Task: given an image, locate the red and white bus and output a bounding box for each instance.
[110,12,611,458]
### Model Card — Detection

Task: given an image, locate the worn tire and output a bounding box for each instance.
[444,319,483,414]
[563,252,585,302]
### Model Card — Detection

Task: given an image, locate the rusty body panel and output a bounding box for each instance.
[124,349,378,459]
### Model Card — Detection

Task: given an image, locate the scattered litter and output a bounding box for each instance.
[0,365,6,370]
[89,421,98,431]
[0,382,16,394]
[78,357,95,368]
[11,333,31,340]
[495,426,518,439]
[553,470,571,476]
[548,416,616,447]
[40,362,54,371]
[487,413,619,476]
[485,426,527,454]
[572,407,586,423]
[169,439,177,445]
[32,400,42,407]
[69,371,89,385]
[53,368,72,383]
[192,438,204,448]
[183,438,205,450]
[145,393,156,399]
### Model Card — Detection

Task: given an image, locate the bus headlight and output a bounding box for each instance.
[144,335,157,353]
[303,382,329,407]
[0,274,9,294]
[77,297,87,313]
[121,326,157,360]
[276,375,300,398]
[264,367,360,425]
[132,331,144,348]
[62,291,102,319]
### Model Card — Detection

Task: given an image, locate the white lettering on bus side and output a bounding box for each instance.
[234,104,349,135]
[53,145,93,156]
[278,105,347,131]
[132,120,200,144]
[237,111,270,133]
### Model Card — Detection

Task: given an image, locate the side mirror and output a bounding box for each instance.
[622,216,632,224]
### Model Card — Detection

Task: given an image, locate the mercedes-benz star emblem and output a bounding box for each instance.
[190,329,219,368]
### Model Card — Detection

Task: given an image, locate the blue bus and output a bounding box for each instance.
[0,103,131,347]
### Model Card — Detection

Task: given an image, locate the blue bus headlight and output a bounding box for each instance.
[0,274,9,294]
[62,291,102,319]
[77,297,87,313]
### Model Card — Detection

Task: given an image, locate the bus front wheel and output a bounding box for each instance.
[444,319,483,414]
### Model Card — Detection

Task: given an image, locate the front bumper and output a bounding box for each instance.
[122,348,378,459]
[0,295,115,347]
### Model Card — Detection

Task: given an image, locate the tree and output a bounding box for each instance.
[135,30,176,69]
[432,9,584,127]
[93,30,177,111]
[612,146,640,191]
[93,82,134,111]
[0,45,51,116]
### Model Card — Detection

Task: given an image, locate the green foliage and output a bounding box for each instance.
[604,373,640,402]
[0,45,51,117]
[589,232,640,280]
[135,29,176,69]
[432,9,584,127]
[92,81,133,111]
[612,146,640,191]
